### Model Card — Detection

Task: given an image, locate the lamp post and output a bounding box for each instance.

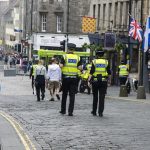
[66,0,69,52]
[128,0,132,66]
[139,0,144,86]
[136,0,146,99]
[31,0,33,35]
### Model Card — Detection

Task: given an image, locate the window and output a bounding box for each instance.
[41,14,47,32]
[97,4,100,29]
[93,4,96,18]
[49,0,54,4]
[57,16,62,33]
[103,4,106,28]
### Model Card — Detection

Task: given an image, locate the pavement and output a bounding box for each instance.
[0,114,25,150]
[106,85,150,103]
[0,70,150,150]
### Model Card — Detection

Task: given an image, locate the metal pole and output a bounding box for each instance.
[66,0,69,52]
[28,0,33,61]
[25,0,27,39]
[31,0,33,35]
[128,0,132,67]
[138,0,144,86]
[136,0,146,99]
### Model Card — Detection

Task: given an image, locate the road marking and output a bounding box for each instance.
[0,111,36,150]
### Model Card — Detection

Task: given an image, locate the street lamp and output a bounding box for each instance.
[31,0,33,35]
[66,0,69,52]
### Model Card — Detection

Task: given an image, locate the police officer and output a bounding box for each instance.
[88,50,111,117]
[34,60,46,101]
[59,44,82,116]
[118,61,129,85]
[30,60,38,94]
[84,60,92,94]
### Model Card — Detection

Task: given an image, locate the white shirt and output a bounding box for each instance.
[34,65,46,79]
[47,63,61,81]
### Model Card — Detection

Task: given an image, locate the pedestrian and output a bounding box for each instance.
[22,58,28,74]
[34,60,46,101]
[80,59,92,94]
[30,60,38,95]
[46,58,61,101]
[88,50,111,117]
[118,60,129,85]
[4,53,8,63]
[59,44,82,116]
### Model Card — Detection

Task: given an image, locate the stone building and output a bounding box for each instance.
[0,0,9,44]
[24,0,91,40]
[89,0,142,34]
[1,0,24,49]
[0,0,9,18]
[142,0,150,22]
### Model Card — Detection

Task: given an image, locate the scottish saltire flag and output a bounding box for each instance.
[129,17,143,42]
[143,17,150,52]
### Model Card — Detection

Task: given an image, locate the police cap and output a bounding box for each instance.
[121,60,125,64]
[96,50,104,56]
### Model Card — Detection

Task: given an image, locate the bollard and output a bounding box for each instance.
[137,86,146,99]
[4,68,16,77]
[119,85,128,97]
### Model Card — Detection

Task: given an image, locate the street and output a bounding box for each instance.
[0,74,150,150]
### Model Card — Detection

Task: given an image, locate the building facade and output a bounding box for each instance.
[89,0,142,34]
[2,0,23,49]
[0,0,9,18]
[24,0,91,39]
[0,0,9,46]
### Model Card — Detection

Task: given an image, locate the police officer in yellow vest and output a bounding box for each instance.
[88,50,111,117]
[30,60,38,94]
[118,61,129,85]
[80,61,92,94]
[59,44,82,116]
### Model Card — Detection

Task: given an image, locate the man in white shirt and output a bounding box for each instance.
[47,58,61,101]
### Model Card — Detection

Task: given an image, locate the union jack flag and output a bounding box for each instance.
[129,17,143,43]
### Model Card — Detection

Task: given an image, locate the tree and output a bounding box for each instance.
[82,43,103,59]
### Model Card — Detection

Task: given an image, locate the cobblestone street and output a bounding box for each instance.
[0,75,150,150]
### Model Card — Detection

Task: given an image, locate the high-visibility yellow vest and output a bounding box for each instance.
[62,54,79,76]
[77,69,81,77]
[32,64,38,76]
[92,59,108,77]
[86,64,92,73]
[119,65,129,76]
[82,63,92,80]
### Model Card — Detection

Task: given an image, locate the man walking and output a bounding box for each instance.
[88,50,111,117]
[47,58,61,101]
[34,60,46,101]
[59,44,82,116]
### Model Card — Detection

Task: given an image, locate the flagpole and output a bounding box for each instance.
[128,0,132,67]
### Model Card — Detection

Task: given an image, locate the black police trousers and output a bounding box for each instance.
[61,77,77,115]
[92,81,107,115]
[119,76,127,85]
[35,75,45,101]
[31,76,35,91]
